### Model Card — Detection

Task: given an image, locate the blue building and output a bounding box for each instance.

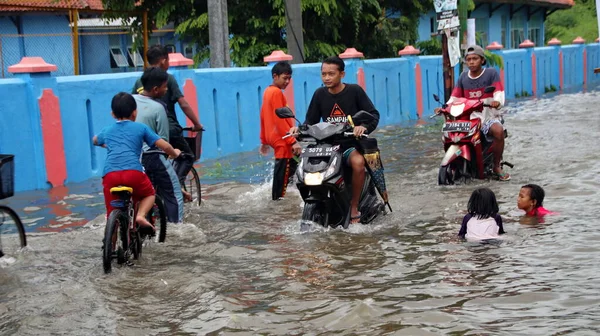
[418,0,574,48]
[0,0,202,77]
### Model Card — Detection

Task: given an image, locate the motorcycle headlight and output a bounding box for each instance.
[322,156,338,179]
[452,134,463,143]
[304,172,323,186]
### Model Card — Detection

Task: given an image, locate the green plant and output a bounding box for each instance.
[415,38,442,55]
[545,0,598,44]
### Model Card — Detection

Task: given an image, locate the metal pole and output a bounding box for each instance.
[72,9,80,75]
[143,11,149,68]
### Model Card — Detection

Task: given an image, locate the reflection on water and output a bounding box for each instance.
[1,90,600,334]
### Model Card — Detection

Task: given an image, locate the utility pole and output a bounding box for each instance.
[208,0,230,67]
[284,0,304,64]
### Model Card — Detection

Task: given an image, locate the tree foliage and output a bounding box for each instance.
[545,0,598,43]
[102,0,434,66]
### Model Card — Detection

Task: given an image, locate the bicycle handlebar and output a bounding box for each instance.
[182,127,206,132]
[143,150,194,160]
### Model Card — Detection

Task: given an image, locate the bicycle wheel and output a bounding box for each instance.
[0,205,26,259]
[147,194,167,243]
[103,209,128,274]
[182,167,202,206]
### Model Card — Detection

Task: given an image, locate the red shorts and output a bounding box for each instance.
[102,170,155,216]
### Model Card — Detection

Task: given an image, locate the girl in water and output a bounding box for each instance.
[459,188,505,240]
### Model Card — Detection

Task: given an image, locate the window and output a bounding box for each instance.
[511,16,525,48]
[165,44,176,53]
[109,47,129,68]
[127,47,144,67]
[529,16,542,46]
[184,44,194,59]
[475,17,488,47]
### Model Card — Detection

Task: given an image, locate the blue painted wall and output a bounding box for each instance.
[0,18,21,78]
[80,34,111,75]
[1,43,599,192]
[418,4,546,49]
[21,15,74,77]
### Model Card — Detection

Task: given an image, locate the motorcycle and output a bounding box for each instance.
[432,86,513,185]
[275,108,387,229]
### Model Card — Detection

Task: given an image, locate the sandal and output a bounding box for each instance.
[494,171,511,181]
[350,213,362,224]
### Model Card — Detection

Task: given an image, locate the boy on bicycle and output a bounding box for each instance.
[134,67,185,223]
[94,92,181,233]
[132,45,203,188]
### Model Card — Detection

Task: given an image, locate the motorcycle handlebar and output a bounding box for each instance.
[282,131,368,139]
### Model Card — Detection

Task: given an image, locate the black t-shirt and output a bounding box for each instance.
[304,84,380,134]
[132,73,184,134]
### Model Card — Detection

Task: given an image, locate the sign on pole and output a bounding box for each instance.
[435,0,459,32]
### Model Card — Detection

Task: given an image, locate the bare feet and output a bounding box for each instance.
[136,215,155,233]
[350,209,362,224]
[182,190,193,203]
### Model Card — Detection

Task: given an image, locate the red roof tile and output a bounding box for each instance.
[476,0,574,8]
[0,0,104,11]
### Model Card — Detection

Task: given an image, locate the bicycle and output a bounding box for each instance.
[102,185,167,274]
[180,127,204,206]
[0,155,26,260]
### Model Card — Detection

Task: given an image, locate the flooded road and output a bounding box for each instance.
[1,89,600,335]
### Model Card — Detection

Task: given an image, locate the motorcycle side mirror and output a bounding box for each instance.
[433,94,440,103]
[484,86,495,94]
[275,107,295,119]
[352,110,375,125]
[275,106,302,124]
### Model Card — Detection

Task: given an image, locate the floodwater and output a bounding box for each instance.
[1,89,599,335]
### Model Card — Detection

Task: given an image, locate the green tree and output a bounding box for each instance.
[545,0,598,43]
[102,0,434,66]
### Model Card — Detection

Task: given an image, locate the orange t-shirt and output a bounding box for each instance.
[259,86,296,158]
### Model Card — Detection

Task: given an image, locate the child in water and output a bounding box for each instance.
[518,184,553,217]
[458,188,505,240]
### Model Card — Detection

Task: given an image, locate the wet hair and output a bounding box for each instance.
[521,184,545,208]
[146,45,169,65]
[272,61,292,76]
[467,187,499,219]
[140,67,168,91]
[111,92,137,119]
[322,56,345,72]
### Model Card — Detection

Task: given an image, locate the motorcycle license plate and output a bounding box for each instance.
[300,145,339,157]
[443,122,471,132]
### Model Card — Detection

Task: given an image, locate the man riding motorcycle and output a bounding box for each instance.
[290,56,380,224]
[437,45,509,181]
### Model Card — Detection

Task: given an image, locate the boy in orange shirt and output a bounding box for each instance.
[259,61,302,200]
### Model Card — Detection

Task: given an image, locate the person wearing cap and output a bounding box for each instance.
[442,45,509,181]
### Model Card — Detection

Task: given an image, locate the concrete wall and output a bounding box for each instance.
[1,42,599,192]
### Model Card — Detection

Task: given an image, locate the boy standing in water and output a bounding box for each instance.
[259,61,302,200]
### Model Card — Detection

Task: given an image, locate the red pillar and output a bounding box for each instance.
[39,89,67,187]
